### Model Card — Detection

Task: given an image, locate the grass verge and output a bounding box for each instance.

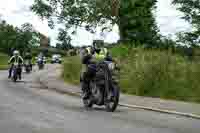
[63,46,200,103]
[0,53,9,70]
[62,56,81,85]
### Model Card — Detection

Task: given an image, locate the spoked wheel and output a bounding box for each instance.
[83,97,93,108]
[82,82,93,108]
[12,70,17,82]
[103,66,120,112]
[105,83,120,112]
[12,75,17,82]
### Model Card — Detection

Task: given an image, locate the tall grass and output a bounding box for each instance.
[112,47,200,103]
[62,56,81,85]
[63,46,200,103]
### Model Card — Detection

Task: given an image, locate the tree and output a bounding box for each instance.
[31,0,159,46]
[119,0,160,46]
[0,21,19,53]
[57,28,73,50]
[172,0,200,46]
[0,20,40,54]
[20,23,40,48]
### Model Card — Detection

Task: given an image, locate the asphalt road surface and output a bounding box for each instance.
[0,67,200,133]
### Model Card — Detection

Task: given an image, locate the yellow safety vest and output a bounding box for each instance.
[85,47,108,60]
[82,47,108,72]
[95,48,108,60]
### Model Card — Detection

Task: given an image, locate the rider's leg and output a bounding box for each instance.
[29,60,32,71]
[82,64,96,99]
[8,65,13,78]
[18,66,22,80]
[30,64,32,71]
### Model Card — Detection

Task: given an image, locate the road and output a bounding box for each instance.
[0,66,200,133]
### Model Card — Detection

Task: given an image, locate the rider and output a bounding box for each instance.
[24,50,32,71]
[8,50,24,79]
[80,41,110,99]
[37,52,45,62]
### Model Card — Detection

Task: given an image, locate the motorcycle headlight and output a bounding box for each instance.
[108,62,115,70]
[14,62,18,66]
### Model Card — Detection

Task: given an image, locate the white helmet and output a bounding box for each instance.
[13,50,19,56]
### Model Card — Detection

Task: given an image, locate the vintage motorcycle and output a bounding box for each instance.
[11,63,21,82]
[24,60,32,73]
[81,60,120,112]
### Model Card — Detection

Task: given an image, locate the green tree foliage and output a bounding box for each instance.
[173,0,200,46]
[0,19,40,54]
[31,0,159,46]
[119,0,158,45]
[56,28,73,50]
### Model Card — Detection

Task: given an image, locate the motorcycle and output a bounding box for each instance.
[24,60,31,73]
[81,60,120,112]
[11,63,21,82]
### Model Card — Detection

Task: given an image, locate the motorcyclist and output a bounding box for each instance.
[80,41,110,99]
[38,52,44,59]
[8,50,24,79]
[24,50,32,71]
[37,52,45,63]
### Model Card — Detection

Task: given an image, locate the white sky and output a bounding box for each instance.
[0,0,191,46]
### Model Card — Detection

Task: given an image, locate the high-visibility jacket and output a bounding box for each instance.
[83,47,108,63]
[9,56,23,65]
[81,47,108,73]
[95,48,108,60]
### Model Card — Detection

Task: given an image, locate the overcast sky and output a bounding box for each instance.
[0,0,191,46]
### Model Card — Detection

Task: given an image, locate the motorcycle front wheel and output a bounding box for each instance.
[12,74,17,82]
[83,97,93,108]
[81,83,93,108]
[105,82,120,112]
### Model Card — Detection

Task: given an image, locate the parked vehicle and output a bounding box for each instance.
[81,60,120,112]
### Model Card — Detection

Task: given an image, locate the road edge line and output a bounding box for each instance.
[39,78,200,120]
[119,103,200,119]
